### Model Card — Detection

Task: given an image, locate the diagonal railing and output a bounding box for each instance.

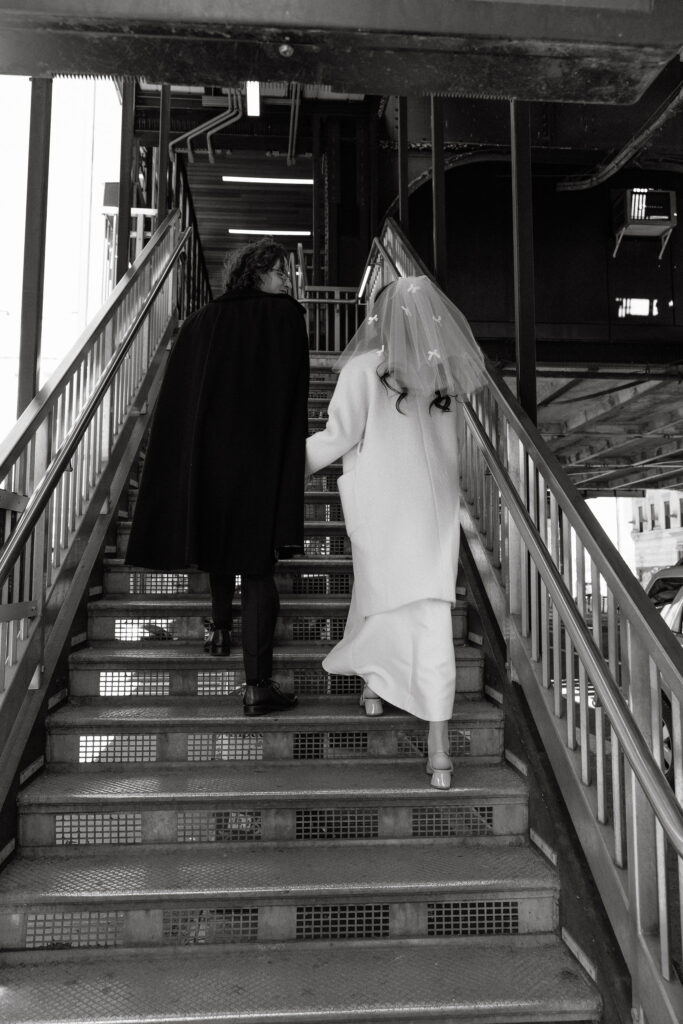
[0,209,193,816]
[367,216,683,1024]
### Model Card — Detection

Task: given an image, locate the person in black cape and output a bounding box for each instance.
[125,238,310,716]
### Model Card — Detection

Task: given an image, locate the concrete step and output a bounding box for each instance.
[102,557,354,597]
[0,842,559,950]
[46,698,503,766]
[86,594,469,646]
[0,935,602,1023]
[17,761,529,847]
[68,641,485,698]
[115,518,351,558]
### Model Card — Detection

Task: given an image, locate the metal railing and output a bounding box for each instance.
[293,243,360,354]
[379,216,683,1024]
[0,209,193,813]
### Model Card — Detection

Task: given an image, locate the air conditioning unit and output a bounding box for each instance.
[612,188,677,259]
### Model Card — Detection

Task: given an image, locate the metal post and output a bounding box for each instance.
[312,114,321,285]
[156,84,171,221]
[398,96,409,236]
[17,77,52,416]
[116,79,136,283]
[510,99,537,424]
[431,95,447,284]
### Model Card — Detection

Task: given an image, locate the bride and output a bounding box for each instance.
[306,275,487,789]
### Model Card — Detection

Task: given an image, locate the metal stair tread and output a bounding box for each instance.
[0,935,601,1023]
[89,594,358,613]
[69,641,484,666]
[18,761,527,807]
[0,842,558,904]
[47,697,502,730]
[103,556,353,571]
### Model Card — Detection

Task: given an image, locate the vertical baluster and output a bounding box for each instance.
[528,460,540,660]
[650,661,671,979]
[520,449,530,639]
[538,472,550,687]
[52,393,65,569]
[504,423,523,623]
[575,537,591,784]
[562,514,576,749]
[608,588,626,866]
[549,492,562,716]
[671,690,683,963]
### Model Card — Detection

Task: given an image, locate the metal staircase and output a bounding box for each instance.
[0,369,601,1023]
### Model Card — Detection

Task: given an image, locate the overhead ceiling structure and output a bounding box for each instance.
[1,1,682,103]
[4,1,683,494]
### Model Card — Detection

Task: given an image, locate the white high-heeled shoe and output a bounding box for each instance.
[359,686,383,716]
[426,751,453,789]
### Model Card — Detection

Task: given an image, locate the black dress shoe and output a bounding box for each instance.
[243,681,298,716]
[207,628,231,656]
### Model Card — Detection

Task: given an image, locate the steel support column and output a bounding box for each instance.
[116,80,136,283]
[510,99,537,424]
[156,84,171,221]
[431,95,447,284]
[312,114,322,284]
[398,96,410,236]
[17,78,52,416]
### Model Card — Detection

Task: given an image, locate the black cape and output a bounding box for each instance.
[126,289,310,574]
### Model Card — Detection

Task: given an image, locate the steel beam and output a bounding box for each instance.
[510,99,537,425]
[431,95,447,286]
[17,78,52,417]
[116,80,136,283]
[398,96,409,237]
[156,84,171,221]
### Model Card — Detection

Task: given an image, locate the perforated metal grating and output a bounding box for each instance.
[79,735,157,763]
[25,911,124,949]
[162,907,258,945]
[427,900,519,937]
[99,670,170,697]
[177,810,262,843]
[304,536,348,557]
[412,805,494,838]
[307,472,341,493]
[294,573,353,596]
[197,670,241,696]
[293,731,368,760]
[55,812,142,845]
[397,728,472,757]
[296,904,390,940]
[296,808,379,840]
[187,733,263,761]
[293,670,360,696]
[114,618,176,641]
[304,502,343,523]
[292,617,345,642]
[129,571,189,595]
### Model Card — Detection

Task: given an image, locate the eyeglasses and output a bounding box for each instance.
[273,268,290,281]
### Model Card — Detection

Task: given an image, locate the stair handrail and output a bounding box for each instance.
[376,215,683,1023]
[0,211,180,478]
[0,224,192,592]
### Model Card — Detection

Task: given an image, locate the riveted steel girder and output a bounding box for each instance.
[1,1,682,102]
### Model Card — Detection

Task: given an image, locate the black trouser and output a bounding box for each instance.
[209,571,280,683]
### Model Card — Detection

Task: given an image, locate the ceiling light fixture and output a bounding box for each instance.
[229,228,311,236]
[222,175,313,185]
[246,81,260,117]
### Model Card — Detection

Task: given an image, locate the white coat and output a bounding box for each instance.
[306,351,461,618]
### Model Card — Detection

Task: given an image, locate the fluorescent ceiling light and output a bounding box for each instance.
[246,81,260,117]
[229,228,311,236]
[222,175,313,185]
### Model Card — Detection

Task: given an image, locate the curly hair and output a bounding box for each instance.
[223,238,289,292]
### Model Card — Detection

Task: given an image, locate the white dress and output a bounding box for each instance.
[305,351,461,722]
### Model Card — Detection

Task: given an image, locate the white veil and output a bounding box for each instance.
[334,276,488,403]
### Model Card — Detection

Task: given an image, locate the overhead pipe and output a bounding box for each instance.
[557,80,683,192]
[169,89,243,164]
